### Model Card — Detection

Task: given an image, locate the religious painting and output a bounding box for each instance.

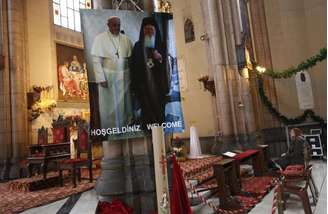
[56,44,89,102]
[184,18,195,43]
[80,10,185,140]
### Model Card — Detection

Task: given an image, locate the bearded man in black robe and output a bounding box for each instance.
[130,17,169,130]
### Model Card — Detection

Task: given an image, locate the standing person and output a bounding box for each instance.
[129,17,169,130]
[91,16,133,129]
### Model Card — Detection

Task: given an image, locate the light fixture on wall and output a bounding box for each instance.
[256,65,266,73]
[237,101,245,108]
[198,75,216,96]
[200,33,209,41]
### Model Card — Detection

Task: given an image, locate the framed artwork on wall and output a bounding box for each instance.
[56,43,89,102]
[184,18,195,43]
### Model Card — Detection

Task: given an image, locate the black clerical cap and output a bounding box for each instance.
[141,17,157,27]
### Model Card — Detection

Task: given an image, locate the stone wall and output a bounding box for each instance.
[170,0,217,138]
[264,0,327,119]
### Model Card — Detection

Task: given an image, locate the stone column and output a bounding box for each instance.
[8,0,28,178]
[201,0,235,138]
[0,0,12,180]
[0,0,28,180]
[93,0,113,9]
[143,0,155,12]
[96,138,156,213]
[96,141,125,198]
[221,0,257,141]
[125,137,156,213]
[201,0,258,152]
[249,0,279,129]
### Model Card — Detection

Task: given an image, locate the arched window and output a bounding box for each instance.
[53,0,92,32]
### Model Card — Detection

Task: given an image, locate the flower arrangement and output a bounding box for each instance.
[171,136,185,160]
[28,85,57,121]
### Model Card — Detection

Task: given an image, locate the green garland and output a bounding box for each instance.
[255,47,326,124]
[257,76,325,125]
[259,48,326,78]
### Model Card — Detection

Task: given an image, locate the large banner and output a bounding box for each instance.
[81,10,184,140]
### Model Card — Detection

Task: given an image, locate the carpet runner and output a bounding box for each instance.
[0,169,100,214]
[8,171,66,192]
[189,175,274,213]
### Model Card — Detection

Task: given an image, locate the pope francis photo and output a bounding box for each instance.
[91,16,133,130]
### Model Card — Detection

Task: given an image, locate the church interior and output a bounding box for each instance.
[0,0,327,213]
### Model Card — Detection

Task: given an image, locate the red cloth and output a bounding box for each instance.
[98,199,134,214]
[79,130,88,151]
[170,155,192,214]
[38,137,46,145]
[233,149,259,161]
[283,164,305,177]
[53,127,65,144]
[285,164,304,170]
[61,158,87,164]
[30,152,45,157]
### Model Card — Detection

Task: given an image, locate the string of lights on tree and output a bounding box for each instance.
[255,48,326,125]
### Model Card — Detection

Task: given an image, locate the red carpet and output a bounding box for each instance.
[178,157,275,213]
[196,176,275,213]
[0,169,100,214]
[223,176,275,213]
[241,176,274,199]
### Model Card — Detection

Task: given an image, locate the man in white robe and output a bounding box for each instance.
[91,16,133,130]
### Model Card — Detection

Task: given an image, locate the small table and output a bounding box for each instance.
[213,158,242,210]
[27,143,70,179]
[233,149,265,177]
[257,145,269,174]
[214,158,240,195]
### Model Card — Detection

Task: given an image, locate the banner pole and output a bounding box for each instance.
[152,126,170,214]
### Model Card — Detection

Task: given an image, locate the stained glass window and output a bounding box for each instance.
[53,0,92,32]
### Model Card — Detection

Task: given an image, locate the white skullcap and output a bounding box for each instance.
[108,16,120,21]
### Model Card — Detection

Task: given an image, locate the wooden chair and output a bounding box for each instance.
[282,140,319,204]
[52,116,71,144]
[58,122,93,187]
[19,127,48,177]
[281,166,314,214]
[37,126,48,145]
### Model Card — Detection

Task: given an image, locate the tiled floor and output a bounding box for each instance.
[69,189,98,214]
[21,190,98,214]
[21,198,68,214]
[20,161,326,214]
[249,160,327,214]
